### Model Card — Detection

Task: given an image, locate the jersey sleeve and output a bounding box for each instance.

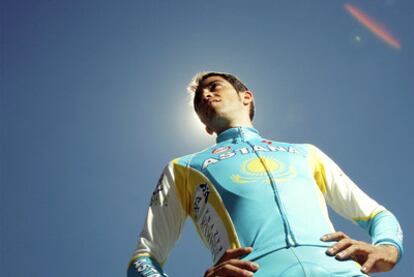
[127,161,188,276]
[308,144,404,261]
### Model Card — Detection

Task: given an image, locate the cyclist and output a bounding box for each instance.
[127,72,403,277]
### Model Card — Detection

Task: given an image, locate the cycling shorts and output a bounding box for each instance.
[243,245,368,277]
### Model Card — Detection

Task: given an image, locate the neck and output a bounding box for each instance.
[212,117,254,135]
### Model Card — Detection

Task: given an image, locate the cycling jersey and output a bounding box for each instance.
[127,127,403,277]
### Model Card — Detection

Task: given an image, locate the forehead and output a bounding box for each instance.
[199,75,230,88]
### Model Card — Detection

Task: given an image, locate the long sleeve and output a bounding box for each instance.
[308,144,404,261]
[127,162,188,276]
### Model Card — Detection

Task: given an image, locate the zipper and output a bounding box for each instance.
[241,128,296,247]
[238,127,245,142]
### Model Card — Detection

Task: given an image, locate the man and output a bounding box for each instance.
[128,72,403,277]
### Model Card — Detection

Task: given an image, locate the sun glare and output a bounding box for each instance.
[177,99,216,149]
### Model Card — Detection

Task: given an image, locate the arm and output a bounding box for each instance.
[127,162,187,277]
[308,145,403,272]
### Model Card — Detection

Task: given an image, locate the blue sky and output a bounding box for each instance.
[2,1,413,276]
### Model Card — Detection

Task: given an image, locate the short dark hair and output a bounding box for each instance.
[187,71,255,120]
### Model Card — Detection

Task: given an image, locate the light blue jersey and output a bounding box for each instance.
[128,127,403,277]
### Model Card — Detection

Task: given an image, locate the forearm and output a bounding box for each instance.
[355,210,403,261]
[128,162,187,277]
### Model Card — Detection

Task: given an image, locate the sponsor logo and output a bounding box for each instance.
[193,184,227,262]
[150,174,168,207]
[212,146,232,154]
[199,207,224,260]
[202,144,299,169]
[133,259,163,277]
[262,139,272,145]
[193,184,209,219]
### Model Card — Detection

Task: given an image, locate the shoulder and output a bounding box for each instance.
[167,144,218,168]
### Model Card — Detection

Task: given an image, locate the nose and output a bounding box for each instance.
[203,90,214,98]
[201,90,214,103]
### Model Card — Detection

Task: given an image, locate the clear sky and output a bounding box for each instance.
[2,0,413,276]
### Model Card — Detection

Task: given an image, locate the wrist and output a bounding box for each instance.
[377,244,399,264]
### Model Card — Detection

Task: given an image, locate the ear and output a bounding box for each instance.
[242,90,254,106]
[205,126,214,135]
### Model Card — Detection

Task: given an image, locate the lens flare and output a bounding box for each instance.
[345,3,400,49]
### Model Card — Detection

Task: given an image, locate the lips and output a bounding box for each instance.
[200,98,221,117]
[208,99,221,105]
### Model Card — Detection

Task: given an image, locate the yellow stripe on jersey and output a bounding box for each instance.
[128,252,163,269]
[188,166,241,249]
[172,160,241,253]
[352,210,384,222]
[308,144,327,195]
[172,159,191,215]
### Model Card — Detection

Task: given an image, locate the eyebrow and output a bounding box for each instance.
[209,80,224,85]
[204,80,224,88]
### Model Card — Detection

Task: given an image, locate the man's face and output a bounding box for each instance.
[194,75,246,128]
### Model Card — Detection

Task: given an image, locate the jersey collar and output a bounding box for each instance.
[216,127,261,143]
